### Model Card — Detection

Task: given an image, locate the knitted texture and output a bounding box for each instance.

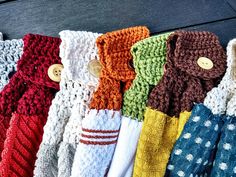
[133,108,179,177]
[133,31,227,177]
[0,38,23,91]
[70,26,150,177]
[89,26,149,110]
[0,34,61,177]
[167,39,235,177]
[148,31,226,116]
[34,30,101,177]
[58,31,101,177]
[123,33,170,121]
[34,78,80,177]
[108,33,169,177]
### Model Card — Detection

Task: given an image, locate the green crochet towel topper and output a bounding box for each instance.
[122,32,171,121]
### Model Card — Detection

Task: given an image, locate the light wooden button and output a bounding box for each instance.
[47,64,63,82]
[197,57,213,70]
[88,59,102,78]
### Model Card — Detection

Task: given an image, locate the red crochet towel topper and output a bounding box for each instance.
[0,34,61,177]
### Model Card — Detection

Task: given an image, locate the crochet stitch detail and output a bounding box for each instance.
[90,26,150,110]
[59,30,100,85]
[34,31,101,177]
[204,39,236,116]
[70,26,150,177]
[0,34,61,177]
[148,31,226,116]
[0,39,23,91]
[133,31,227,177]
[166,39,234,177]
[122,33,171,121]
[17,34,62,90]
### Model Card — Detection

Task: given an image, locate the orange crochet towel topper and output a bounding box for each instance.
[71,26,150,177]
[90,26,150,110]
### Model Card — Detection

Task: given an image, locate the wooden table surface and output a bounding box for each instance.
[0,0,236,47]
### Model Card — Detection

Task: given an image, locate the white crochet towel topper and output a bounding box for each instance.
[34,30,102,177]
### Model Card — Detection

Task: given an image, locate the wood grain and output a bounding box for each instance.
[0,0,235,40]
[0,0,10,3]
[226,0,236,12]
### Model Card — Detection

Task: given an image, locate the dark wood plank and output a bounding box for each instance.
[0,0,9,2]
[181,18,236,48]
[0,0,235,39]
[0,0,16,4]
[226,0,236,11]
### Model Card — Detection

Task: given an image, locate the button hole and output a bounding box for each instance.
[8,70,16,79]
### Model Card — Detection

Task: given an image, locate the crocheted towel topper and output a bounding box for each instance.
[34,31,101,177]
[133,31,226,177]
[0,34,61,177]
[70,26,149,177]
[167,39,236,177]
[0,35,23,91]
[108,33,170,177]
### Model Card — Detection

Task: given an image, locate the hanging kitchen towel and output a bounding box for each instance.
[210,39,236,177]
[70,26,150,177]
[107,33,170,177]
[57,31,101,177]
[166,104,224,177]
[0,36,23,91]
[0,34,61,177]
[34,31,101,177]
[133,31,227,177]
[166,38,235,177]
[210,116,236,177]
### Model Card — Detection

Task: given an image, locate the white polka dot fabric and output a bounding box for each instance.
[166,104,222,176]
[166,38,236,177]
[210,118,236,176]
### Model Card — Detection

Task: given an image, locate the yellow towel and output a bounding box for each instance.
[133,108,191,177]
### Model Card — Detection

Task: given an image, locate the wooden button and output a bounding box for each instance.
[47,64,63,82]
[197,57,213,70]
[88,59,102,78]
